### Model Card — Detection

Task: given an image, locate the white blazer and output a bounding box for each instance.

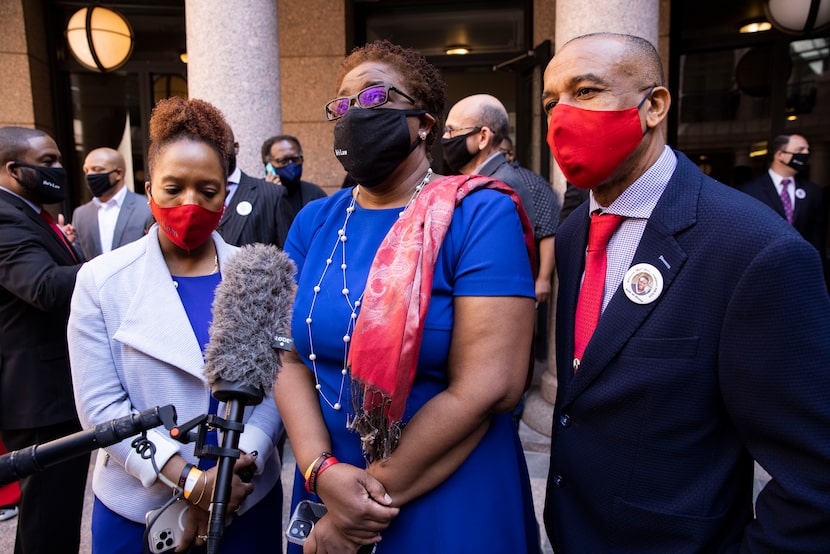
[68,225,283,523]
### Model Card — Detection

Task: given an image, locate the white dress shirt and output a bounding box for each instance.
[93,185,127,254]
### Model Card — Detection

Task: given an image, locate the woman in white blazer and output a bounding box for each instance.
[68,98,283,553]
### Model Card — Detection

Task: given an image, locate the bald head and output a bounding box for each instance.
[449,94,510,141]
[83,147,126,199]
[443,94,510,173]
[84,148,124,171]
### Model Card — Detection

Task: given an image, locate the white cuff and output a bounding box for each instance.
[124,428,180,488]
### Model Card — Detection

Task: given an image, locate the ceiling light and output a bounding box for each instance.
[766,0,830,35]
[66,6,134,72]
[446,45,471,55]
[739,20,772,33]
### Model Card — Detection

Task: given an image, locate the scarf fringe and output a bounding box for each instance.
[348,384,402,463]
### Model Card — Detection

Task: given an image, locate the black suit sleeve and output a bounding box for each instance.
[0,210,80,311]
[274,185,293,248]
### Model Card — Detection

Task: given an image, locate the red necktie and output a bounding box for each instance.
[573,213,624,372]
[779,178,794,224]
[40,209,79,262]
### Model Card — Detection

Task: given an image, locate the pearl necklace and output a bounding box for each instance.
[305,168,432,410]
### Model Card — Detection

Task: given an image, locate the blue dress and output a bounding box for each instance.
[284,186,541,553]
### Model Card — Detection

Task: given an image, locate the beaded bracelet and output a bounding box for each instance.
[306,453,339,495]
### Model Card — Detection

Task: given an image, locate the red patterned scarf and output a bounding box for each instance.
[347,174,536,461]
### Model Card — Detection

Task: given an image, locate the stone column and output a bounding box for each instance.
[521,0,663,437]
[0,0,53,132]
[185,0,281,175]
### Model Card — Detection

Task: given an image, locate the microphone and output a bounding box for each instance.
[0,405,177,486]
[202,243,296,553]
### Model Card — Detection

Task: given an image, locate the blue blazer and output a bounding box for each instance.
[545,152,830,552]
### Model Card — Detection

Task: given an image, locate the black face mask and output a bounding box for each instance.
[440,128,479,174]
[85,170,117,197]
[333,107,425,188]
[786,152,810,173]
[13,162,67,204]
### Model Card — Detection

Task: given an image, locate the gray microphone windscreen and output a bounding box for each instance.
[204,243,297,392]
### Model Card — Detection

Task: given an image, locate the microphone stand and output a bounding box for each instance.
[171,381,264,554]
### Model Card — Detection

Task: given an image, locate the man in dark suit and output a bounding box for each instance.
[738,134,826,262]
[543,33,830,552]
[261,134,327,227]
[0,126,88,554]
[69,147,153,259]
[442,94,537,233]
[218,135,292,247]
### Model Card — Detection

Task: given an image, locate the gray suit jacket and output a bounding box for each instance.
[71,189,154,259]
[476,152,537,232]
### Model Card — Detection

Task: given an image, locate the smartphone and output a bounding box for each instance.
[285,500,376,552]
[146,500,189,554]
[285,500,327,545]
[265,162,277,177]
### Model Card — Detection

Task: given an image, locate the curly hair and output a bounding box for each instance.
[337,40,446,152]
[147,97,232,177]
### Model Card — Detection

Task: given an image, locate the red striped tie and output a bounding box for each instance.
[573,213,624,372]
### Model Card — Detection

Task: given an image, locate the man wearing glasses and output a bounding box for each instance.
[442,94,537,235]
[260,135,327,226]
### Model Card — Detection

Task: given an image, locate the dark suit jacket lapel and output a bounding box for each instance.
[24,203,79,264]
[219,173,255,244]
[560,153,698,407]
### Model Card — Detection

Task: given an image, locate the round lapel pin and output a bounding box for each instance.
[623,263,663,305]
[236,200,253,216]
[795,188,806,200]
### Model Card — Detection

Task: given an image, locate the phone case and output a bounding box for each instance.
[285,501,377,552]
[285,500,328,545]
[145,500,189,554]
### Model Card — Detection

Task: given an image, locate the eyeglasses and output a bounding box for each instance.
[325,84,416,121]
[442,126,482,139]
[268,155,303,167]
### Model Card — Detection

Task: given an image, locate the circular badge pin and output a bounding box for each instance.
[623,263,663,305]
[795,188,806,200]
[236,201,253,216]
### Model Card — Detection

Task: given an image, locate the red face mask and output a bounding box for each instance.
[547,89,652,190]
[149,196,224,252]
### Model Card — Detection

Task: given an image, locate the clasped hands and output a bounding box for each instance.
[303,463,399,554]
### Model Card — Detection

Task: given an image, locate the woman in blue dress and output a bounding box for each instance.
[274,40,541,553]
